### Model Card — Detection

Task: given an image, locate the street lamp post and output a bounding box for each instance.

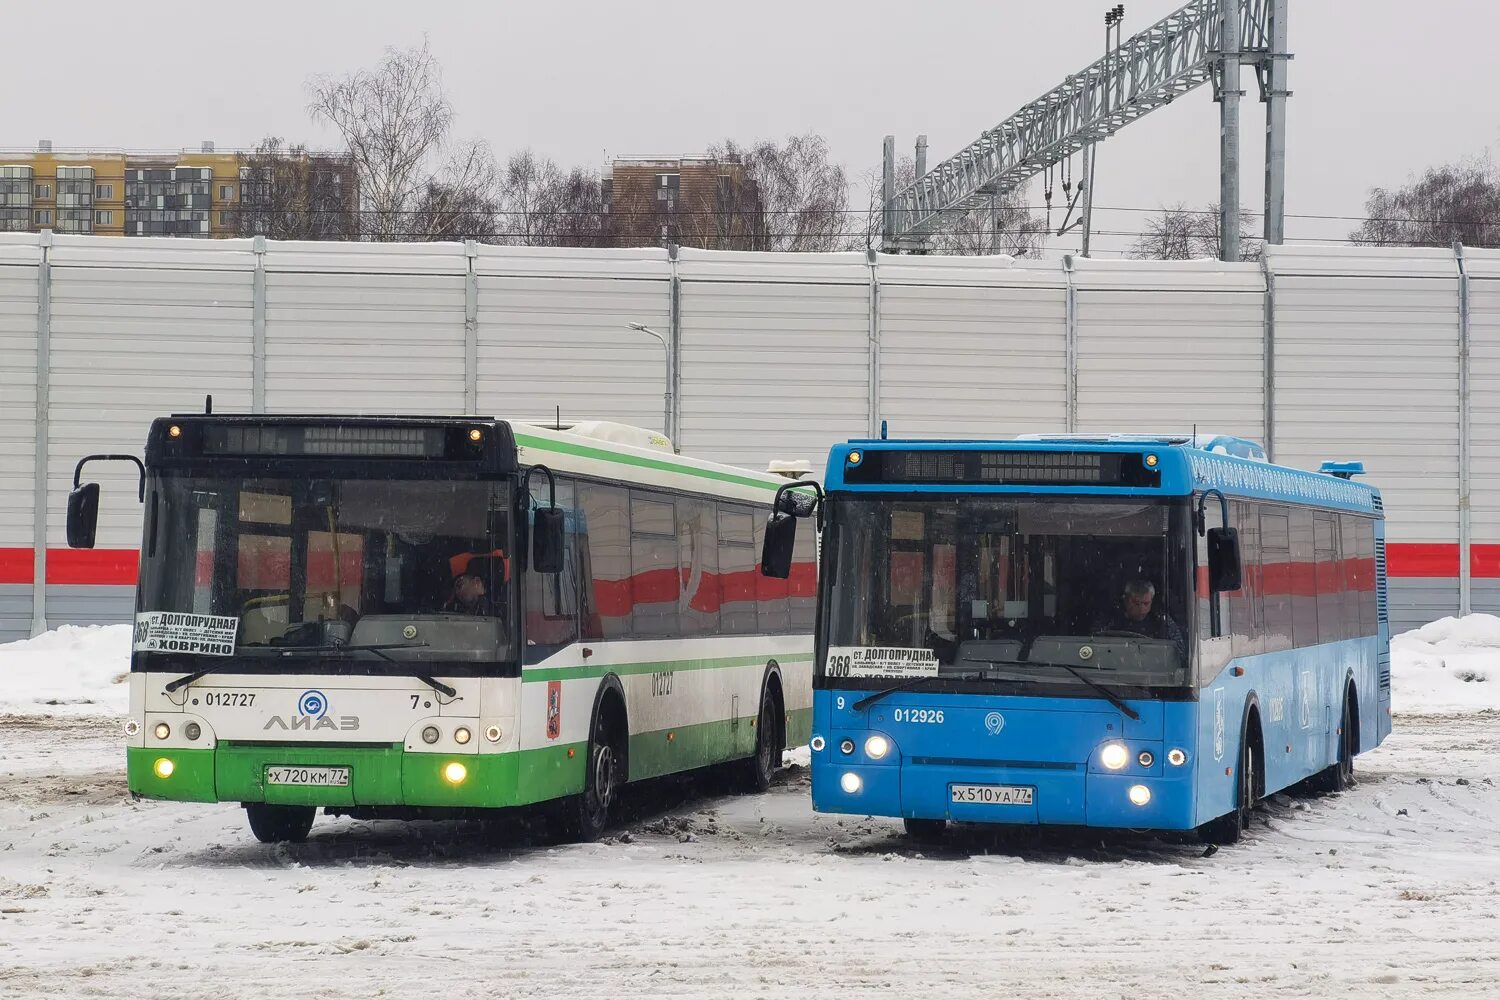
[627,322,673,446]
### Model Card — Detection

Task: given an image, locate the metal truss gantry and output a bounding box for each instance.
[882,0,1289,260]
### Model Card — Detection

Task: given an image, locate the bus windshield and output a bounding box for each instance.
[826,496,1192,689]
[138,475,514,664]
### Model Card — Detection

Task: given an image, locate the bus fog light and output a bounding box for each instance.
[810,735,826,752]
[864,735,890,760]
[485,725,502,743]
[1137,750,1154,768]
[443,762,468,785]
[421,725,441,745]
[184,722,202,741]
[1100,743,1128,770]
[124,720,140,737]
[839,738,855,755]
[153,758,175,779]
[1128,784,1152,806]
[1167,748,1187,767]
[454,727,472,746]
[839,772,862,794]
[154,723,171,741]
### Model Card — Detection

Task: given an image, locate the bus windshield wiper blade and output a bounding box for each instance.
[274,643,455,698]
[964,658,1140,721]
[162,662,241,693]
[852,672,984,712]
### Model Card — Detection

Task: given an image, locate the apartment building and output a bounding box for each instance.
[601,155,764,249]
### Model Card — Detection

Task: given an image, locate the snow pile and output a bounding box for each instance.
[0,624,132,717]
[1393,614,1500,715]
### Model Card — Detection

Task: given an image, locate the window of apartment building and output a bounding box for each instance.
[219,210,232,227]
[95,210,113,226]
[656,173,679,209]
[219,184,235,201]
[34,209,52,226]
[34,183,51,199]
[57,209,92,234]
[96,184,114,200]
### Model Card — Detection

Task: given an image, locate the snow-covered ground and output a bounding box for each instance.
[2,622,1499,998]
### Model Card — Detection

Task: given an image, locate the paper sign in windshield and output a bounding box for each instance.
[827,646,939,679]
[133,612,238,657]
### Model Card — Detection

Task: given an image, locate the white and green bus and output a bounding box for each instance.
[67,415,815,843]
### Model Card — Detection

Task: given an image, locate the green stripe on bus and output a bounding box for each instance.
[523,652,814,684]
[513,432,783,493]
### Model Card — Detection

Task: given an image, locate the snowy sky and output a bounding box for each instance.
[9,0,1496,255]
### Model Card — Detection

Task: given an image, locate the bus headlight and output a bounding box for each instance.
[422,725,441,745]
[124,719,141,737]
[1100,743,1129,770]
[1167,748,1188,767]
[154,723,171,741]
[443,762,468,785]
[839,738,855,755]
[809,735,826,752]
[1128,784,1152,806]
[454,727,472,746]
[154,758,175,779]
[840,772,862,794]
[485,725,502,743]
[1137,750,1154,768]
[864,735,891,760]
[184,722,202,741]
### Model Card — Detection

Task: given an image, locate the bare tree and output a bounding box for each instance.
[496,150,608,247]
[706,135,851,251]
[1129,202,1263,261]
[236,137,359,241]
[1350,156,1500,248]
[862,155,1048,257]
[307,39,498,240]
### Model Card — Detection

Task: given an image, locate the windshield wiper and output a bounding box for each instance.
[968,658,1140,721]
[162,642,455,699]
[852,672,985,712]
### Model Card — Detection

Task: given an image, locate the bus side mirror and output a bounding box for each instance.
[67,483,101,549]
[533,507,565,574]
[1207,526,1242,592]
[761,513,796,579]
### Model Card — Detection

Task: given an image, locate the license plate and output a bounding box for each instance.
[266,766,350,787]
[950,783,1034,805]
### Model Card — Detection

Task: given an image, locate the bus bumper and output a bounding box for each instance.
[126,742,588,809]
[813,759,1198,832]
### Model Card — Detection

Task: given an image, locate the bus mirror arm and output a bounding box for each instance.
[523,464,565,574]
[1198,489,1243,594]
[762,480,824,580]
[66,454,146,550]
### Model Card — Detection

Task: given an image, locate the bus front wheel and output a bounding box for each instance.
[245,803,316,844]
[1199,723,1260,846]
[560,704,623,843]
[737,683,783,793]
[903,817,947,842]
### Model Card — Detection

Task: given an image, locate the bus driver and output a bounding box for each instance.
[1100,578,1184,648]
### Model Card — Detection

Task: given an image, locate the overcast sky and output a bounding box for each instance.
[10,0,1496,256]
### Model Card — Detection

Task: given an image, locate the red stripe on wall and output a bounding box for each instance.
[0,548,34,584]
[1385,543,1459,579]
[45,550,139,586]
[1,546,1487,589]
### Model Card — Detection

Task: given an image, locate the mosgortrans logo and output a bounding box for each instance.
[298,690,329,719]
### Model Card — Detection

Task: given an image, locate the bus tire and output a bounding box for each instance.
[1313,685,1358,794]
[245,803,316,844]
[737,679,784,793]
[1199,715,1261,846]
[561,696,625,843]
[903,817,947,842]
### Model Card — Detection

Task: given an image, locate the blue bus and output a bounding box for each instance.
[761,433,1390,844]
